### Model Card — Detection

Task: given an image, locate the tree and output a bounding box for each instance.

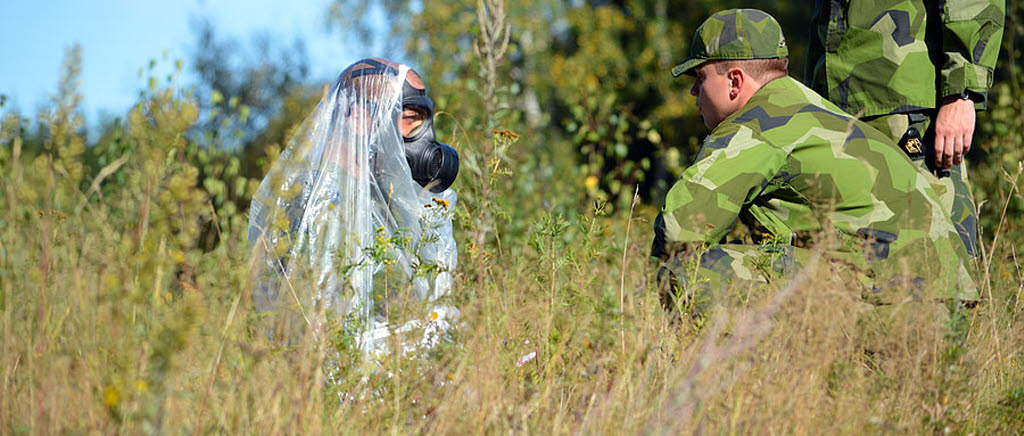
[326,0,812,206]
[188,18,314,156]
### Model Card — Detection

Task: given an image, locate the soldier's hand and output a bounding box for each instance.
[934,96,976,168]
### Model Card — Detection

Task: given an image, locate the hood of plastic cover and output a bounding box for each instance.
[247,58,458,354]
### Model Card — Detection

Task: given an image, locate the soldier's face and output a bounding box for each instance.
[690,63,734,130]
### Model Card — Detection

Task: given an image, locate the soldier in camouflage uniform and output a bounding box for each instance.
[653,9,976,314]
[806,0,1005,258]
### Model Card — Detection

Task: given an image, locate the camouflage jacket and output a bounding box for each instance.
[805,0,1004,117]
[653,76,975,299]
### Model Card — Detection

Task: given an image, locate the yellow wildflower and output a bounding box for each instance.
[103,384,121,408]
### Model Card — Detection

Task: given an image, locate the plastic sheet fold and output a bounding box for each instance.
[248,59,458,354]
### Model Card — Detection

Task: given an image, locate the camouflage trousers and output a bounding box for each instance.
[657,244,818,315]
[863,113,980,258]
[656,244,962,356]
[655,243,968,314]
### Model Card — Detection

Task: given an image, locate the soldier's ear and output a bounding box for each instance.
[727,68,744,98]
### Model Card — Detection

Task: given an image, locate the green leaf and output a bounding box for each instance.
[210,90,224,106]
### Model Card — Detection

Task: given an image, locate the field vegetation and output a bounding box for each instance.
[2,0,1023,433]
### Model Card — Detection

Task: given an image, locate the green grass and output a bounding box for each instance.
[2,144,1023,433]
[3,14,1024,431]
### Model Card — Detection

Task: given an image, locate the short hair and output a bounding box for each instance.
[712,58,789,82]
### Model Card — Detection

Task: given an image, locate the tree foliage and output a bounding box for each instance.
[328,0,814,208]
[188,19,319,179]
[1,1,1023,433]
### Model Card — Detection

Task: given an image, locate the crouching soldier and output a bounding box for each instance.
[653,9,976,319]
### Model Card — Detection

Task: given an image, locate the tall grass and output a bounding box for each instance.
[4,146,1023,433]
[3,15,1024,436]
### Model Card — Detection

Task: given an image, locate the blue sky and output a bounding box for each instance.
[0,0,366,123]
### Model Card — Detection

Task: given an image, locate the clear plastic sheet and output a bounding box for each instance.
[247,59,458,355]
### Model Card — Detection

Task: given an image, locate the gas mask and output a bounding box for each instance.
[400,79,459,193]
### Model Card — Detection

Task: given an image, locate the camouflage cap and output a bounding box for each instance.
[672,9,788,77]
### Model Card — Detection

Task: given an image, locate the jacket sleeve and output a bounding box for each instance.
[940,0,1005,109]
[653,128,786,259]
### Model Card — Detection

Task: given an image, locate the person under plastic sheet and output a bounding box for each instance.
[247,58,460,355]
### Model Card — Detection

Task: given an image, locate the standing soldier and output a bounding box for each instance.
[806,0,1006,258]
[653,9,976,315]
